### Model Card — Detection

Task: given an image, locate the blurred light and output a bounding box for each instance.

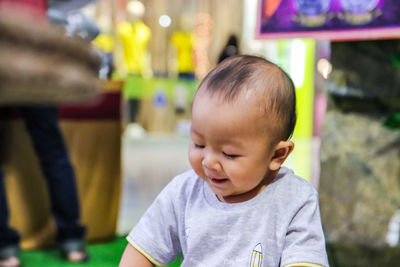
[159,15,171,28]
[386,209,400,247]
[317,58,332,79]
[290,39,306,88]
[127,1,145,19]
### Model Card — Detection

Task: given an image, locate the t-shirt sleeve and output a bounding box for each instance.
[127,178,182,266]
[281,191,329,267]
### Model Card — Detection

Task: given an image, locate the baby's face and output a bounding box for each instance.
[189,90,278,203]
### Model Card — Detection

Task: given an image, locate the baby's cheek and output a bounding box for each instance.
[188,149,199,167]
[188,150,205,178]
[192,165,205,180]
[188,148,196,164]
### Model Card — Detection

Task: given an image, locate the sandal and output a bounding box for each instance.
[0,245,20,267]
[59,239,89,263]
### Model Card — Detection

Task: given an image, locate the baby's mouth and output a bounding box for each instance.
[210,178,229,184]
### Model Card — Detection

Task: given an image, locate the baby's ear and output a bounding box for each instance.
[269,141,294,171]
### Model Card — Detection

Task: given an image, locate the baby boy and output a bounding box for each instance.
[120,55,329,267]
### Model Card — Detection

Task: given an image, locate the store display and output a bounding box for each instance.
[295,0,332,27]
[258,0,400,40]
[123,75,198,133]
[339,0,380,25]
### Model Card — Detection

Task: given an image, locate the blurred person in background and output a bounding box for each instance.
[0,0,101,266]
[218,34,240,64]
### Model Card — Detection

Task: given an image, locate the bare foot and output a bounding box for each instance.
[0,256,20,267]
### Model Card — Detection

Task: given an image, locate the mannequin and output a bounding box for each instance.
[115,0,151,78]
[115,0,151,123]
[170,13,195,80]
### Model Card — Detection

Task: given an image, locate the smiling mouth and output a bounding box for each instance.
[210,178,229,184]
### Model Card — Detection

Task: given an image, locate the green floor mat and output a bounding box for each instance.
[19,236,181,267]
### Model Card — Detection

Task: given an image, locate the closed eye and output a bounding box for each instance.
[194,143,205,149]
[223,152,239,159]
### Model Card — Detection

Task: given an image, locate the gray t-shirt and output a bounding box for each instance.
[127,167,329,267]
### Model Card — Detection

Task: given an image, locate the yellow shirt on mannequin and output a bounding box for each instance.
[116,20,151,75]
[171,31,194,73]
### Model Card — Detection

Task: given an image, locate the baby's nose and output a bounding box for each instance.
[202,152,221,171]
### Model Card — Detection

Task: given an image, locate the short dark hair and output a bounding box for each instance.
[196,55,297,140]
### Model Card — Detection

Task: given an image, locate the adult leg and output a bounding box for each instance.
[0,169,20,267]
[19,105,86,248]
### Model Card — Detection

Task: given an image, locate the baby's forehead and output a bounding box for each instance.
[197,85,281,122]
[202,77,279,107]
[197,59,290,113]
[194,90,281,134]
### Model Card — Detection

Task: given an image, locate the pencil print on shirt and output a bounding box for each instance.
[250,243,263,267]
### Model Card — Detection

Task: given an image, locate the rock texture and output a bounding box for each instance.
[320,110,400,246]
[320,39,400,266]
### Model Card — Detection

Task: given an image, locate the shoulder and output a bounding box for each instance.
[275,167,316,193]
[271,167,318,205]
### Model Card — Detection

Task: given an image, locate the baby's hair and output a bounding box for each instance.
[197,55,297,141]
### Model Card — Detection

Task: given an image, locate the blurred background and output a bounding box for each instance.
[1,0,400,266]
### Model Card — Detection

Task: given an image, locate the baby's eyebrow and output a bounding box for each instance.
[190,127,203,136]
[219,138,244,148]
